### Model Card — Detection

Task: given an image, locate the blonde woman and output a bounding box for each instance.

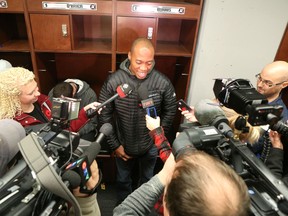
[0,67,100,132]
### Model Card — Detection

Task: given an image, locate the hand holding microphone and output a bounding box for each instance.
[84,102,102,113]
[59,160,99,216]
[71,160,100,197]
[138,84,157,118]
[86,83,133,118]
[64,123,113,194]
[145,114,160,131]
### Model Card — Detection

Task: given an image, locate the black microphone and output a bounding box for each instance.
[86,83,133,118]
[64,123,112,191]
[64,124,112,194]
[278,200,288,215]
[84,123,113,164]
[138,84,157,118]
[94,122,113,146]
[62,169,81,189]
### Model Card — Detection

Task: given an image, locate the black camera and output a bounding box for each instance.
[174,78,288,216]
[213,78,288,138]
[52,97,80,121]
[213,78,284,126]
[0,97,89,216]
[49,97,81,133]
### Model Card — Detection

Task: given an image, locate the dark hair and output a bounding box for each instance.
[52,82,73,98]
[165,151,250,216]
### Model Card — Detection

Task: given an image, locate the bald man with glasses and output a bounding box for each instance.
[254,61,288,187]
[256,61,288,123]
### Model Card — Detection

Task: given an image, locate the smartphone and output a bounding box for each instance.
[177,99,192,112]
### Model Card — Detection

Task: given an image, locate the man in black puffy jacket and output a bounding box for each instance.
[99,37,177,204]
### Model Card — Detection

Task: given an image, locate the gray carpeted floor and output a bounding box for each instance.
[96,156,163,216]
[97,182,117,216]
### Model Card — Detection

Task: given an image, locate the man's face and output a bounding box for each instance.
[128,46,154,80]
[256,72,284,102]
[19,80,40,105]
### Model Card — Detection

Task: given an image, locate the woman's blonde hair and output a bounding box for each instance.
[220,105,261,144]
[208,98,261,144]
[0,67,35,119]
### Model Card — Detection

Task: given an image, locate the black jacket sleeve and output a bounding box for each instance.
[98,79,121,151]
[265,148,288,186]
[159,81,177,136]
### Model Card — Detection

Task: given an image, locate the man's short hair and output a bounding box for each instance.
[52,82,73,98]
[165,151,250,216]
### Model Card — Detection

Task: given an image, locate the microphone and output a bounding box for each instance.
[94,122,113,147]
[278,200,288,215]
[194,99,233,138]
[86,83,133,118]
[64,123,112,192]
[194,99,228,127]
[138,84,157,118]
[0,119,26,177]
[84,123,113,164]
[62,169,81,189]
[64,124,112,194]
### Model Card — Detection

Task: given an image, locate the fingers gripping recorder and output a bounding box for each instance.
[177,99,192,112]
[86,83,133,118]
[138,84,157,118]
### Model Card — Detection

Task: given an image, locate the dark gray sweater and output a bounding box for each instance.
[113,175,164,216]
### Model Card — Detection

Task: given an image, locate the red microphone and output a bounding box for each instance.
[86,83,132,118]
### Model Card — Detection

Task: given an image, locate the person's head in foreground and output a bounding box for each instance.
[164,150,250,216]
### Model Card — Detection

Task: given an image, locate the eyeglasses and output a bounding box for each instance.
[255,73,285,88]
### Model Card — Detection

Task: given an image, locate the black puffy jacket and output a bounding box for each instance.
[99,59,177,156]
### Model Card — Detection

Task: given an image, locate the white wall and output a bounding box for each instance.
[188,0,288,106]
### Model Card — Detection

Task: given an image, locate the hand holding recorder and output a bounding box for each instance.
[177,99,198,122]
